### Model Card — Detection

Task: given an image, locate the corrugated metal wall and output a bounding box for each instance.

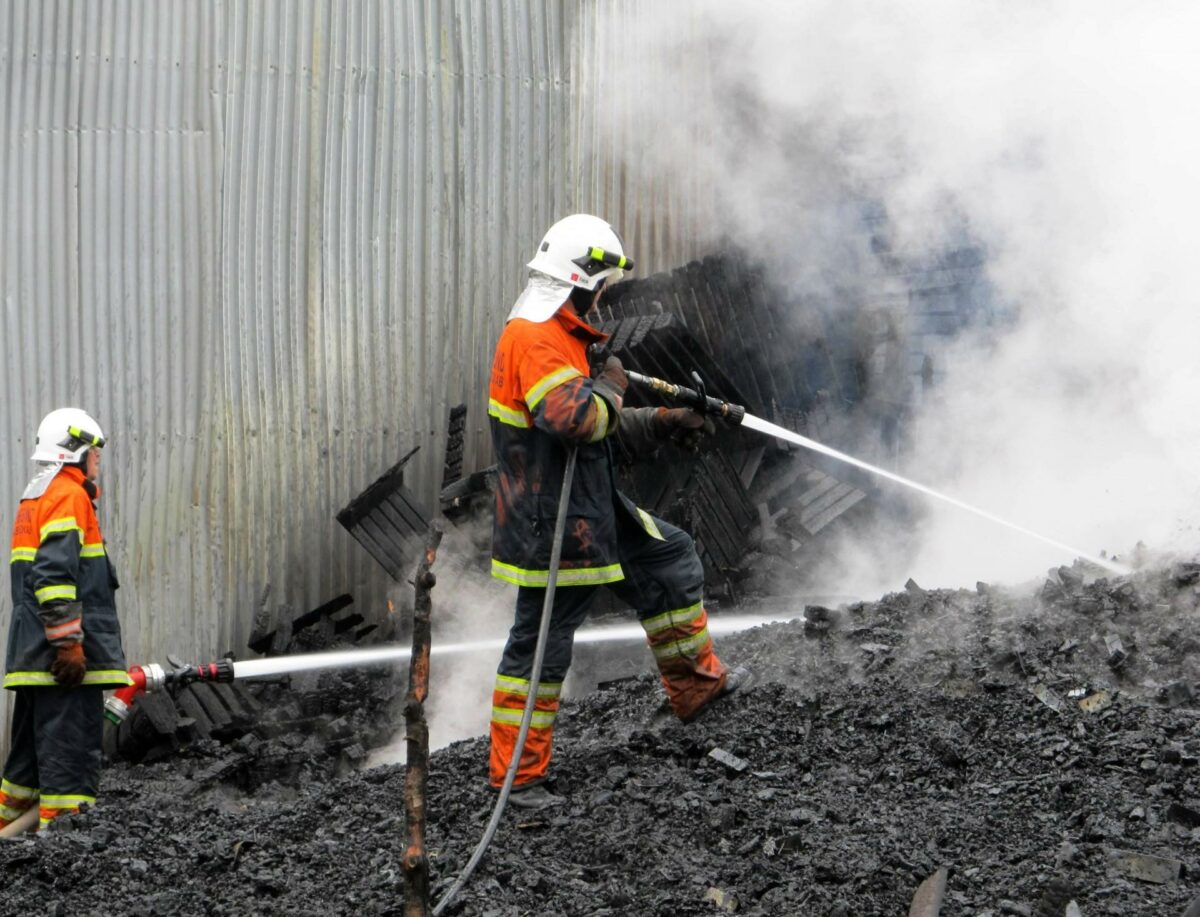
[0,0,713,701]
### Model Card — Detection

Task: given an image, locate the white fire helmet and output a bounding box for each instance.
[30,408,106,464]
[508,214,636,323]
[527,214,634,291]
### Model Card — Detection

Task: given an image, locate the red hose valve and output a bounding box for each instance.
[103,663,166,725]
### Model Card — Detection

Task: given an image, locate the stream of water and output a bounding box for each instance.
[229,610,811,680]
[740,412,1128,575]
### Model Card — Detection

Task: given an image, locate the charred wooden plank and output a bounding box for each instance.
[337,447,430,583]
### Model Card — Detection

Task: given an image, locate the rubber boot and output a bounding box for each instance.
[508,783,566,811]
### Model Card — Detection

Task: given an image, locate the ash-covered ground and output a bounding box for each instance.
[6,557,1200,916]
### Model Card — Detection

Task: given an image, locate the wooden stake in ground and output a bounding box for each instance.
[404,524,443,917]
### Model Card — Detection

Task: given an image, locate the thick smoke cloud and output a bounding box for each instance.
[593,1,1200,588]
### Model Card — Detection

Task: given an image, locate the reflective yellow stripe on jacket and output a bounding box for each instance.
[588,396,610,443]
[636,508,665,541]
[490,559,624,588]
[488,398,531,429]
[2,670,134,688]
[34,584,76,604]
[525,366,582,411]
[39,517,82,544]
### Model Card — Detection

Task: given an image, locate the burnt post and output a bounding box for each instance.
[403,524,443,917]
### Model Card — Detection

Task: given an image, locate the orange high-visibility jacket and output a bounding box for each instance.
[487,307,664,587]
[6,466,130,688]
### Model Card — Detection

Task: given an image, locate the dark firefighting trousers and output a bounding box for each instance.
[0,686,104,829]
[489,512,727,787]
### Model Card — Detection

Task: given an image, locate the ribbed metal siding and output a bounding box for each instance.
[0,1,225,665]
[570,0,715,273]
[0,0,712,693]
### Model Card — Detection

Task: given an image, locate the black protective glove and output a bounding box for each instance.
[50,643,87,688]
[592,355,628,412]
[655,407,715,452]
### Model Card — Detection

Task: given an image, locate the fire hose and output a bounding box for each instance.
[626,369,746,424]
[433,446,578,916]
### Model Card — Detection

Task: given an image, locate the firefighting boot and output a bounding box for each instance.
[508,783,566,811]
[681,665,755,724]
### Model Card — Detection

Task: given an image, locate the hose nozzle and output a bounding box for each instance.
[166,659,235,686]
[626,370,746,424]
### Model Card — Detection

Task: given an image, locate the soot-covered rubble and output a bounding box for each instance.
[5,559,1200,916]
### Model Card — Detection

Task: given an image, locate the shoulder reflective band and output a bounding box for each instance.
[587,247,634,271]
[525,366,581,411]
[491,558,625,587]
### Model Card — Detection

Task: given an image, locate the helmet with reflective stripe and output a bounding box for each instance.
[526,214,635,292]
[31,408,106,464]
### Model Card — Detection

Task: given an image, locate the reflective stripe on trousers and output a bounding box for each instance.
[638,601,725,719]
[489,673,562,787]
[0,778,36,826]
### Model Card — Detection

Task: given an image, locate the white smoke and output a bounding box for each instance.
[592,0,1200,587]
[369,522,512,763]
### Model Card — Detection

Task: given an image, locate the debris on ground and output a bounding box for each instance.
[3,559,1200,914]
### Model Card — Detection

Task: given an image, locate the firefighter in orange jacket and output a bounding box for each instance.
[488,214,752,809]
[0,408,131,831]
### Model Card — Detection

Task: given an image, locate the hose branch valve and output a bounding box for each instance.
[103,658,236,725]
[625,370,746,424]
[104,663,167,725]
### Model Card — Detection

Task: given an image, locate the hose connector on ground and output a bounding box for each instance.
[103,658,236,726]
[103,663,168,725]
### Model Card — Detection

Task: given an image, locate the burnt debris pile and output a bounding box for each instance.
[7,557,1200,914]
